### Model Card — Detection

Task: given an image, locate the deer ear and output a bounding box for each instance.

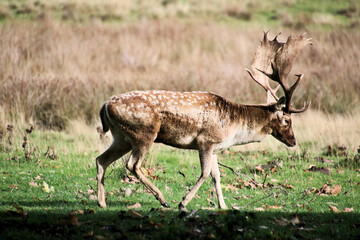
[275,96,286,111]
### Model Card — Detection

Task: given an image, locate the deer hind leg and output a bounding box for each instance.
[210,154,227,209]
[179,146,213,211]
[96,141,131,208]
[126,143,169,208]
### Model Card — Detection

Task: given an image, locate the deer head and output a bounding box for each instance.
[246,32,312,147]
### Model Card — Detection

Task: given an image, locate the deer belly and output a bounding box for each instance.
[155,132,198,149]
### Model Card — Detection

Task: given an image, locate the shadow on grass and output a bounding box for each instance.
[1,199,360,240]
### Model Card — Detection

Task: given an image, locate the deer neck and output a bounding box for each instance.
[215,104,272,150]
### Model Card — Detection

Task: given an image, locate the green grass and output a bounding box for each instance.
[1,130,360,239]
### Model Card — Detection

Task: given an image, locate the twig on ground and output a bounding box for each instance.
[177,170,186,178]
[262,174,268,188]
[245,192,275,207]
[132,185,141,194]
[218,162,239,176]
[192,167,199,178]
[87,183,96,192]
[294,189,311,207]
[304,190,321,206]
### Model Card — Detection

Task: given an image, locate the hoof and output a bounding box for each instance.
[161,202,171,208]
[98,202,107,208]
[178,203,188,212]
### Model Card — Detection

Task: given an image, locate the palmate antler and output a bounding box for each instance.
[246,32,312,113]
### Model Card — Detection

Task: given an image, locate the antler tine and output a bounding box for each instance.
[289,101,311,113]
[245,68,279,102]
[287,74,311,113]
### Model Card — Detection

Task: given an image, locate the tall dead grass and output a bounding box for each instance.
[0,19,359,133]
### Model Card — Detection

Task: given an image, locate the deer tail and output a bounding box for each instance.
[99,103,110,133]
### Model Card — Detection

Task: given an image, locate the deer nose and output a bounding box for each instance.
[286,138,296,147]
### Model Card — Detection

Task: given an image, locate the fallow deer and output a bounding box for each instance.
[96,32,312,210]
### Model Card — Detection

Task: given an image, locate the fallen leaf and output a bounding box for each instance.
[127,202,141,209]
[42,181,50,193]
[148,220,164,229]
[201,207,216,210]
[329,205,340,213]
[274,217,288,226]
[8,204,26,218]
[9,184,19,190]
[330,185,342,195]
[224,184,237,191]
[291,214,302,225]
[71,210,84,215]
[86,189,94,195]
[268,205,282,209]
[317,157,333,163]
[82,231,94,238]
[88,195,97,201]
[319,184,331,194]
[255,165,264,174]
[121,176,140,184]
[231,205,241,210]
[124,188,132,196]
[29,181,38,187]
[128,210,143,218]
[306,165,330,175]
[343,207,354,213]
[282,183,294,189]
[254,207,264,211]
[66,214,81,226]
[94,235,106,240]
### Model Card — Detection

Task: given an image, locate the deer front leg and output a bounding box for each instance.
[210,154,227,209]
[179,146,213,211]
[127,146,170,208]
